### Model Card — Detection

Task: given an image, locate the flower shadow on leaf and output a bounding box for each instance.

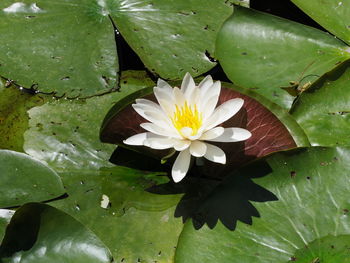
[109,146,168,172]
[147,160,278,230]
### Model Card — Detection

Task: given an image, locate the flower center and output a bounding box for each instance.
[171,101,203,137]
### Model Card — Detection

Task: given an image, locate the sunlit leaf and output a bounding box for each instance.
[0,203,113,263]
[175,147,350,262]
[292,0,350,45]
[0,150,64,208]
[0,0,118,97]
[291,60,350,146]
[216,6,350,109]
[50,168,183,262]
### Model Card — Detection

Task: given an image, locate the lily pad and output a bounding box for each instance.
[215,6,350,109]
[0,0,118,97]
[17,70,183,261]
[148,160,278,230]
[50,168,183,262]
[0,203,113,263]
[23,71,153,171]
[0,80,44,152]
[293,235,350,263]
[291,60,350,146]
[108,0,234,79]
[291,0,350,45]
[0,210,15,243]
[101,81,308,178]
[175,147,350,262]
[0,150,64,208]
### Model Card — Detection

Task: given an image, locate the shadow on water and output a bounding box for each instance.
[147,160,278,230]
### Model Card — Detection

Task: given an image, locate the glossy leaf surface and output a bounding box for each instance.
[0,0,118,97]
[291,60,350,146]
[23,71,153,171]
[109,0,233,79]
[216,6,350,109]
[0,0,243,92]
[51,169,183,262]
[0,150,64,208]
[292,0,350,45]
[175,147,350,262]
[0,210,14,243]
[293,235,350,263]
[14,71,183,261]
[148,161,278,231]
[0,79,44,152]
[0,203,113,263]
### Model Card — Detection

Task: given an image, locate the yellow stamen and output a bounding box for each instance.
[171,101,202,137]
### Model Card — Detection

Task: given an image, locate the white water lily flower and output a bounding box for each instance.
[124,73,252,183]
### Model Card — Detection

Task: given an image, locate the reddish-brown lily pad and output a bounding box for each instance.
[100,81,309,178]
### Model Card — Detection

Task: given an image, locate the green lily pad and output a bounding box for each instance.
[50,168,183,262]
[108,0,233,79]
[0,0,118,97]
[291,0,350,45]
[293,235,350,263]
[175,147,350,262]
[148,161,278,231]
[23,71,153,171]
[0,150,64,208]
[0,203,113,263]
[0,210,14,243]
[17,70,183,261]
[291,60,350,146]
[0,0,246,89]
[0,79,45,152]
[215,6,350,109]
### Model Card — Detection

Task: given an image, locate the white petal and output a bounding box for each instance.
[187,86,200,106]
[204,144,226,164]
[154,86,175,115]
[154,85,173,101]
[172,149,191,183]
[135,99,170,117]
[157,99,175,117]
[198,75,213,92]
[144,137,175,150]
[200,81,221,119]
[132,104,169,127]
[174,140,191,151]
[133,101,163,118]
[140,122,180,138]
[189,141,207,157]
[157,78,173,92]
[203,98,244,131]
[200,127,224,140]
[181,73,196,99]
[173,86,186,107]
[123,132,147,145]
[132,102,160,117]
[185,127,204,141]
[135,98,161,110]
[180,127,193,138]
[207,128,252,142]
